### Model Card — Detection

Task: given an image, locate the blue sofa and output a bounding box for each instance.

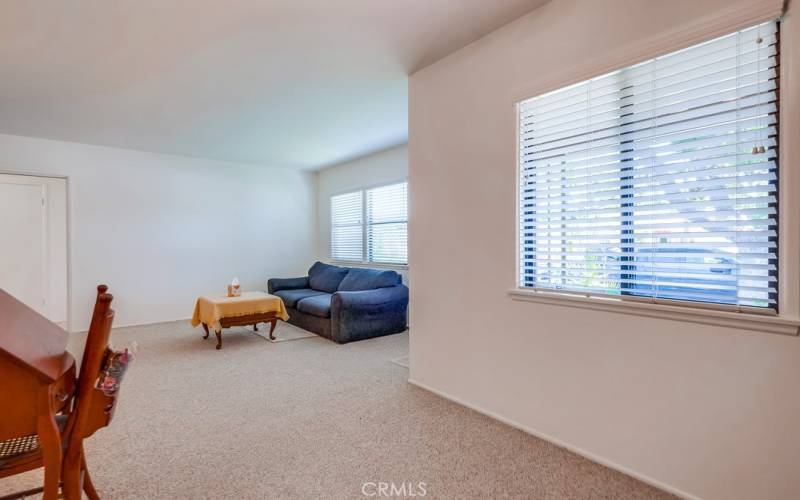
[267,262,408,344]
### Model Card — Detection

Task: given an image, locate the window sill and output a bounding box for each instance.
[507,289,800,336]
[328,260,408,271]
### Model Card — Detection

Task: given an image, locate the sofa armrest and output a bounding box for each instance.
[330,285,409,343]
[267,276,310,294]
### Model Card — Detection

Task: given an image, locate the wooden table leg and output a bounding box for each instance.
[214,312,279,346]
[269,319,277,340]
[202,323,210,339]
[81,449,100,500]
[61,440,81,500]
[37,389,62,500]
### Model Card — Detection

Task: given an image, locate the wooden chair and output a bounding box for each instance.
[0,285,121,500]
[0,294,77,500]
[60,285,120,500]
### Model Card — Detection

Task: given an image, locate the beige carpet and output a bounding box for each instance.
[390,355,410,368]
[0,320,674,499]
[228,322,317,343]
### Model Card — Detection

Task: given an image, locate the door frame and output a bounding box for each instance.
[0,169,72,332]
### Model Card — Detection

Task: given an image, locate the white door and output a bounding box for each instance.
[0,178,47,315]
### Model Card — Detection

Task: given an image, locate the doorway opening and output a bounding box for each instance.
[0,173,69,328]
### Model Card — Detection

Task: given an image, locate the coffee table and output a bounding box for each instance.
[190,291,290,349]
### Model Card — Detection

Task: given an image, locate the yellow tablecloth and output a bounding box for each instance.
[190,291,289,331]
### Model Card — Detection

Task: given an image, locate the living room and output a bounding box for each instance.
[2,0,799,499]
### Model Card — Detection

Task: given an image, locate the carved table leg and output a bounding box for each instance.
[269,319,277,340]
[202,323,210,339]
[37,388,62,500]
[81,449,100,500]
[215,330,222,350]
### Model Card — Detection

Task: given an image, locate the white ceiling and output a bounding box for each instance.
[0,1,548,170]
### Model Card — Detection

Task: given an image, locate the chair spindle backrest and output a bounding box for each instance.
[66,285,116,442]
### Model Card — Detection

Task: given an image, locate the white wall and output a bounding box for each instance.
[408,1,800,499]
[0,133,316,331]
[316,144,408,278]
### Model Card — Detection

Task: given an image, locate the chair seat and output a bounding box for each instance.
[296,294,332,318]
[273,288,328,308]
[0,415,70,470]
[0,435,39,467]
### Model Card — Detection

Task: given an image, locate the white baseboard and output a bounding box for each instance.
[407,378,700,500]
[114,317,192,329]
[69,316,192,334]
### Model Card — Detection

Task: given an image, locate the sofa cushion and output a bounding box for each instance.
[296,294,332,318]
[273,288,327,308]
[338,268,401,291]
[308,262,349,293]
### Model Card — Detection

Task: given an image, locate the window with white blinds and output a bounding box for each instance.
[367,182,408,265]
[518,22,779,311]
[331,181,408,265]
[331,190,364,262]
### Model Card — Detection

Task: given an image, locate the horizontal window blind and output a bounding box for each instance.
[331,190,363,261]
[330,182,408,265]
[367,182,408,265]
[518,21,779,311]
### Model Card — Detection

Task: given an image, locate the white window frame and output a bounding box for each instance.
[508,12,800,336]
[330,180,408,269]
